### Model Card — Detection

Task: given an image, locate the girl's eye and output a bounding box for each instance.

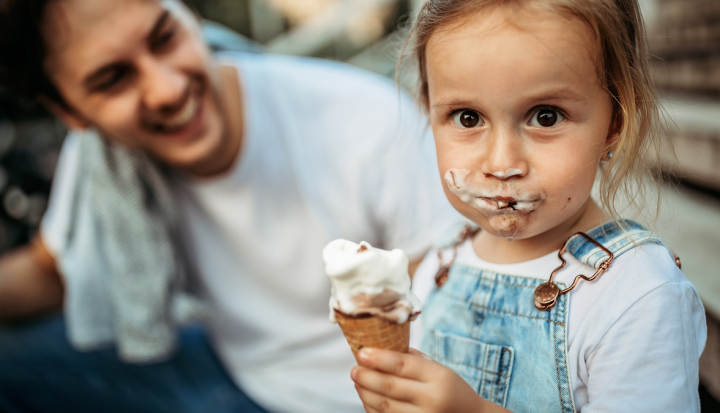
[452,110,482,128]
[529,108,564,127]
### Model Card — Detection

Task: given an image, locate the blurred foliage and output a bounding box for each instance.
[649,0,720,98]
[184,0,253,38]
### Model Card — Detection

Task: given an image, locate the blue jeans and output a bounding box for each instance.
[0,315,269,413]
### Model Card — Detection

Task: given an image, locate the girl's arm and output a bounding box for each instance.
[351,347,512,413]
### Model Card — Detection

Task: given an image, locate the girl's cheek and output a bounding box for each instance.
[434,133,477,171]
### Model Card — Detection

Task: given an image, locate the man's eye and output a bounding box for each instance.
[452,110,483,128]
[152,28,176,51]
[529,108,565,127]
[96,68,129,91]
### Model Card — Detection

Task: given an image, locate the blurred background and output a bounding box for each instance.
[0,0,718,408]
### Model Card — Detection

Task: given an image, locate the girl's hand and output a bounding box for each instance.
[351,347,508,413]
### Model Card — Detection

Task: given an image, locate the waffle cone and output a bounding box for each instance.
[334,309,410,363]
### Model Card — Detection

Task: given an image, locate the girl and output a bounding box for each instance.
[350,1,707,412]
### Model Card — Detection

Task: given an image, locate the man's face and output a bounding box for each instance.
[43,0,229,171]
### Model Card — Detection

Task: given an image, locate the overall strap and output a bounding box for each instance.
[566,219,678,269]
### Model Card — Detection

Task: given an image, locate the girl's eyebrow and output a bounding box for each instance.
[431,88,590,112]
[524,88,588,104]
[431,99,477,108]
[432,88,588,109]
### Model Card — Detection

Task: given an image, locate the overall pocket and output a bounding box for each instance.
[427,329,514,407]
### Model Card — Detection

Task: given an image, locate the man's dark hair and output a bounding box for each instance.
[0,0,66,105]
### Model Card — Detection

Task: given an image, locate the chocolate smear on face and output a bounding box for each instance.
[488,214,529,239]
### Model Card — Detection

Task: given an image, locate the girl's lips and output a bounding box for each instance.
[476,196,544,212]
[479,196,543,203]
[443,168,546,213]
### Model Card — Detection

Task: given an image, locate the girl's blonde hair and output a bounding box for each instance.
[401,0,662,225]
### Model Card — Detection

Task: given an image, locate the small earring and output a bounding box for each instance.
[605,150,614,160]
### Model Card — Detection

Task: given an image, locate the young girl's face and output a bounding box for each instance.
[426,6,615,240]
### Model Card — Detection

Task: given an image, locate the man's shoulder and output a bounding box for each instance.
[242,53,394,88]
[224,52,410,113]
[227,53,427,156]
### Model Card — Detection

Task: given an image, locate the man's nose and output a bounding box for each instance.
[480,125,528,179]
[139,57,187,113]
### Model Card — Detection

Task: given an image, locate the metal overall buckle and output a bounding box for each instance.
[533,232,614,311]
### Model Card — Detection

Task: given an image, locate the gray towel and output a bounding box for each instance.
[59,130,207,364]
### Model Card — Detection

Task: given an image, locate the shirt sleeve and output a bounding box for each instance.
[581,281,707,413]
[371,93,467,260]
[40,131,82,258]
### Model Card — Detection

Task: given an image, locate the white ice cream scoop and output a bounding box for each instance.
[322,239,421,324]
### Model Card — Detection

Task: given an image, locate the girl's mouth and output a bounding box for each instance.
[478,197,544,212]
[444,168,546,238]
[444,168,546,214]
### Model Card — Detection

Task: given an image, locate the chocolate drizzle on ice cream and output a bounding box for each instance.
[322,240,421,324]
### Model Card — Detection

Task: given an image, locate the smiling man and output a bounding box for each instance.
[0,1,464,412]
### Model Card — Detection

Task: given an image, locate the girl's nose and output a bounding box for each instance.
[139,56,187,113]
[480,126,528,180]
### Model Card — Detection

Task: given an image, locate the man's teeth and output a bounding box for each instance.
[163,97,199,130]
[497,200,510,208]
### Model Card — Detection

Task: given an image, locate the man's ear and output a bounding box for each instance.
[38,96,92,130]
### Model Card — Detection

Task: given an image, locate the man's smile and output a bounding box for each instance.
[144,81,206,137]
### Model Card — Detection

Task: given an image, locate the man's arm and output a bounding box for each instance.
[0,236,64,322]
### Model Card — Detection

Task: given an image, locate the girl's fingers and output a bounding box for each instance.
[352,365,420,402]
[408,347,432,359]
[362,404,381,413]
[355,383,419,413]
[357,348,431,381]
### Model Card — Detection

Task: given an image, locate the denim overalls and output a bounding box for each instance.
[420,220,677,412]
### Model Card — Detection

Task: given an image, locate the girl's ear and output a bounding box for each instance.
[605,106,623,152]
[38,96,92,130]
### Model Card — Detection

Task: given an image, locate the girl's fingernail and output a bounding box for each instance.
[351,367,357,380]
[358,348,371,361]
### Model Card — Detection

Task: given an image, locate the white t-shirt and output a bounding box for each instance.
[42,53,465,413]
[411,238,707,412]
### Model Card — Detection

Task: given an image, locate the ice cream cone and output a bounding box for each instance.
[334,309,410,362]
[323,239,419,362]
